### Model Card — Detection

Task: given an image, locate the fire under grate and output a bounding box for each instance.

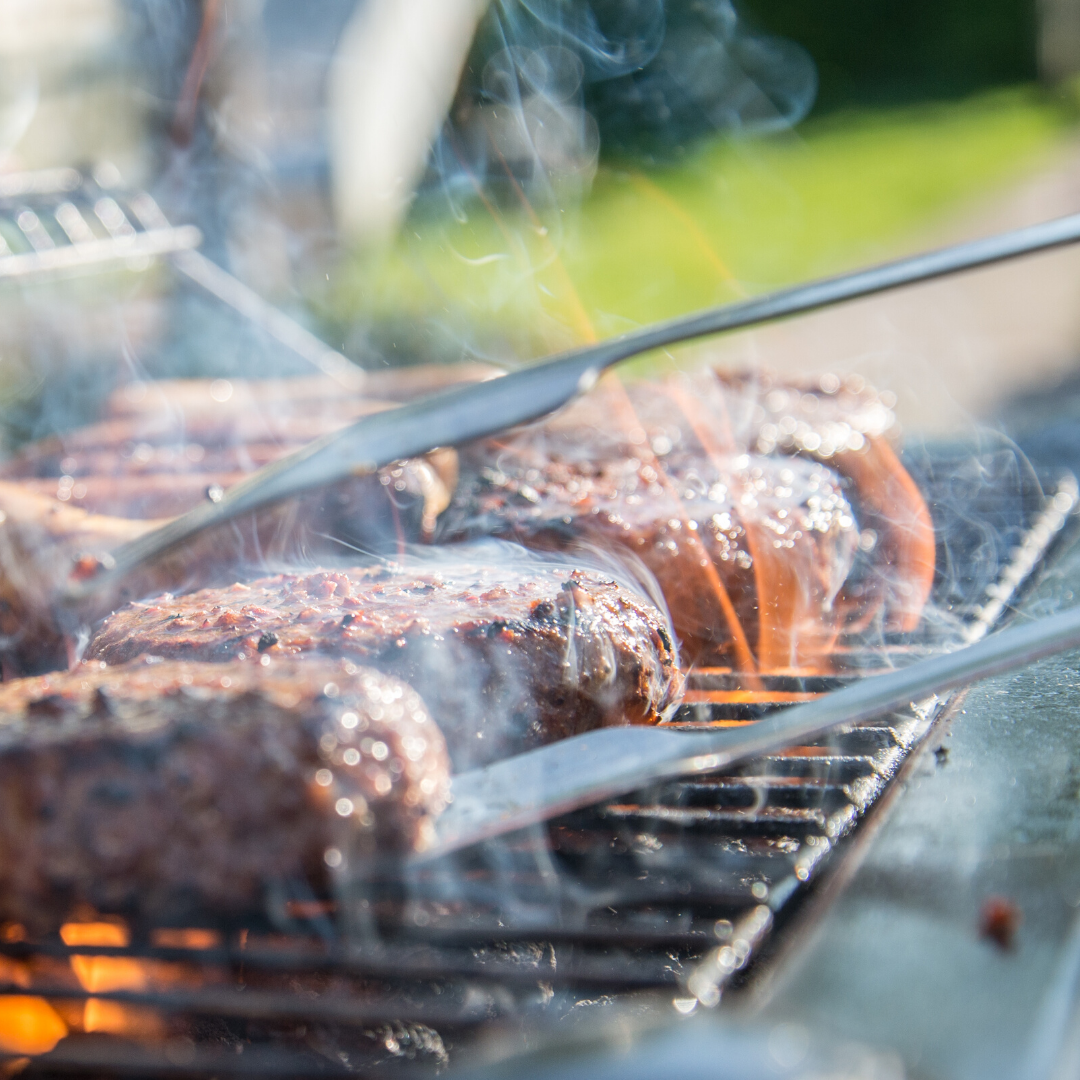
[0,460,1068,1077]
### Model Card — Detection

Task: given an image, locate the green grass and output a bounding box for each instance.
[319,85,1076,363]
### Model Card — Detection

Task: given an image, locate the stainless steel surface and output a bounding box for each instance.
[61,211,1080,610]
[0,176,201,281]
[0,168,365,387]
[750,525,1080,1080]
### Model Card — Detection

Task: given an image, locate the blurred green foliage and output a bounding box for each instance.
[735,0,1039,114]
[320,85,1073,365]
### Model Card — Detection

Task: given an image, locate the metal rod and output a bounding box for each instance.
[61,211,1080,609]
[125,191,367,392]
[169,249,367,392]
[0,226,201,281]
[419,601,1080,858]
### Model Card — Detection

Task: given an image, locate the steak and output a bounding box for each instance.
[85,554,683,769]
[0,656,449,931]
[442,377,862,671]
[439,369,935,670]
[1,393,456,528]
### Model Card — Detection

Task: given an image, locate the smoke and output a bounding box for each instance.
[427,0,817,214]
[589,0,818,157]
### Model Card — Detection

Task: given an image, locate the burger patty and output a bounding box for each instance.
[0,656,449,932]
[85,555,683,769]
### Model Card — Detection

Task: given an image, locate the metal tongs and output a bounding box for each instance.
[46,213,1080,855]
[60,211,1080,613]
[419,603,1080,858]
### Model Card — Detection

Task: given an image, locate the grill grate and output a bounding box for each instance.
[0,467,1069,1076]
[0,166,364,391]
[0,169,199,281]
[0,168,1073,1075]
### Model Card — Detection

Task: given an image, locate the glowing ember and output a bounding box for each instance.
[0,997,66,1056]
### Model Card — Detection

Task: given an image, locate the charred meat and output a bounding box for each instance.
[0,656,449,932]
[86,557,683,769]
[0,386,456,530]
[441,370,934,671]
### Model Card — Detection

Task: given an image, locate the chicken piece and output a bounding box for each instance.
[85,555,683,770]
[0,656,449,932]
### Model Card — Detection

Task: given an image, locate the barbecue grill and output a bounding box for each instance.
[0,192,1071,1078]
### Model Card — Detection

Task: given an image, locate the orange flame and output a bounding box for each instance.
[0,998,66,1057]
[150,928,221,950]
[60,922,166,1041]
[600,375,760,678]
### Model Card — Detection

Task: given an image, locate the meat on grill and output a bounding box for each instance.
[1,363,496,522]
[441,370,934,671]
[0,367,477,673]
[85,556,682,769]
[711,369,936,634]
[0,390,457,527]
[0,656,449,932]
[0,479,397,675]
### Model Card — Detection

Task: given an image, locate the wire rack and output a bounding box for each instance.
[0,460,1067,1077]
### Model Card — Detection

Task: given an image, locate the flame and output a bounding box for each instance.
[833,435,936,634]
[0,998,66,1057]
[627,172,745,296]
[667,382,840,674]
[59,922,129,949]
[493,150,599,345]
[682,690,821,705]
[59,922,170,1041]
[150,929,220,950]
[82,999,162,1040]
[443,131,598,346]
[60,921,146,994]
[600,374,760,678]
[0,929,65,1058]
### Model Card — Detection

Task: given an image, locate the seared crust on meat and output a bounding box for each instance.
[86,558,683,769]
[0,656,449,931]
[443,377,860,671]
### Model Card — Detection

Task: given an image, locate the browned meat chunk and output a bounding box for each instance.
[442,377,861,672]
[714,369,936,634]
[0,656,449,932]
[86,556,683,769]
[1,387,456,529]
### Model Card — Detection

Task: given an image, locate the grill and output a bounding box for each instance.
[0,168,362,392]
[0,404,1069,1078]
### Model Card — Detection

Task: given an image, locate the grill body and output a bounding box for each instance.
[0,445,1064,1078]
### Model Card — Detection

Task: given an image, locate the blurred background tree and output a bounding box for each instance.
[734,0,1039,115]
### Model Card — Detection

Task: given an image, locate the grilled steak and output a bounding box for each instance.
[442,378,861,671]
[0,656,449,931]
[440,369,935,669]
[711,369,936,634]
[86,554,682,769]
[1,393,456,528]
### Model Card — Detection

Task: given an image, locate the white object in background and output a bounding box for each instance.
[328,0,490,246]
[0,0,116,57]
